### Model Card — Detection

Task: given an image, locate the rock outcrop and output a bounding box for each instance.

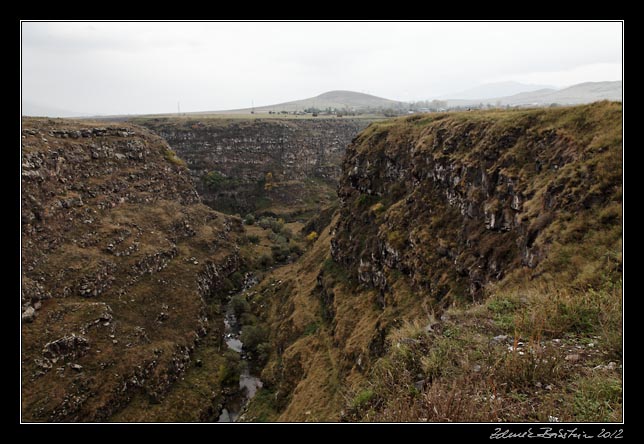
[21,118,242,421]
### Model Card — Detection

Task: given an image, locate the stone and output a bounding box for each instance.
[196,359,203,368]
[70,363,83,371]
[42,334,90,361]
[22,306,36,323]
[565,354,580,362]
[34,358,52,369]
[492,334,508,343]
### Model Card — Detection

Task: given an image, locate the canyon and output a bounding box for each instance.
[21,102,622,422]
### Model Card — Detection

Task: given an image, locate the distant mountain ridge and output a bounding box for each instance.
[445,81,622,107]
[440,81,556,100]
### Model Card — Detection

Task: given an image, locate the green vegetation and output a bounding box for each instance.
[203,171,239,191]
[163,148,186,166]
[218,350,242,386]
[572,375,622,422]
[244,213,256,225]
[246,234,260,244]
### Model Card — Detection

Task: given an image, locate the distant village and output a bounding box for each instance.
[258,99,564,118]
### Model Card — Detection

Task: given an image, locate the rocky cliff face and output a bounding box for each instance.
[137,118,370,216]
[332,102,623,304]
[240,102,621,422]
[21,118,242,421]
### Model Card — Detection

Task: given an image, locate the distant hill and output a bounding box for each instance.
[440,81,556,101]
[203,90,404,114]
[445,81,622,108]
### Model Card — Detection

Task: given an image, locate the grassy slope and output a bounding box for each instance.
[243,102,622,422]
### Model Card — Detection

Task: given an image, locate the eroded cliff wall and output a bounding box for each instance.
[332,102,622,303]
[137,118,371,216]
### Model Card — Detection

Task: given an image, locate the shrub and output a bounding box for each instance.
[281,227,294,240]
[271,243,291,262]
[244,214,256,225]
[268,232,287,244]
[258,217,272,230]
[270,218,285,234]
[230,271,244,289]
[163,149,186,166]
[370,202,385,215]
[220,278,234,294]
[218,350,241,386]
[247,234,260,244]
[306,231,319,242]
[231,294,250,318]
[259,254,273,268]
[241,325,269,352]
[203,171,228,190]
[352,388,375,409]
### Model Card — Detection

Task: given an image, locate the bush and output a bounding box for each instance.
[258,217,272,230]
[231,294,250,318]
[269,218,285,234]
[271,243,291,262]
[306,231,319,242]
[259,254,273,268]
[281,227,294,240]
[255,343,271,364]
[268,232,287,244]
[163,149,186,166]
[203,171,234,190]
[352,388,375,409]
[231,271,244,289]
[241,325,269,352]
[218,350,241,386]
[244,214,256,225]
[247,235,260,244]
[220,278,235,294]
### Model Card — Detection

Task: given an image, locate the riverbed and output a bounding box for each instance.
[217,273,263,422]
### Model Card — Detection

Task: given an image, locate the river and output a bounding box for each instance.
[217,273,263,422]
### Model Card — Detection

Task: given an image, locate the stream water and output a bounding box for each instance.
[217,273,263,422]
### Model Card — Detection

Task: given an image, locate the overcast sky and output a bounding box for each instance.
[21,21,622,115]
